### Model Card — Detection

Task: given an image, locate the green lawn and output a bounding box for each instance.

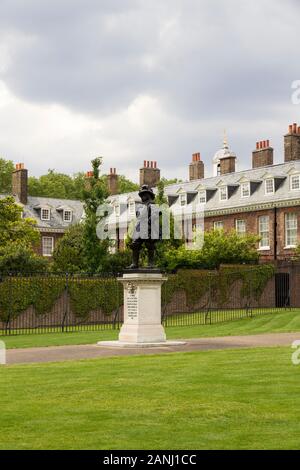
[1,309,300,349]
[0,347,299,449]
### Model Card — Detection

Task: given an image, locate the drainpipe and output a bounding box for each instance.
[274,206,278,261]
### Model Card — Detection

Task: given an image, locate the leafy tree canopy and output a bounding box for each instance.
[0,196,46,273]
[0,196,40,248]
[0,158,14,194]
[157,229,260,271]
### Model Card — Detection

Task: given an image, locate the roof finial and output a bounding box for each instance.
[223,129,228,149]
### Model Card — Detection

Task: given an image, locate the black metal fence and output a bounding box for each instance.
[0,265,298,336]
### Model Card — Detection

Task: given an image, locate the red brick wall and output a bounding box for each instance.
[204,206,300,262]
[34,232,64,257]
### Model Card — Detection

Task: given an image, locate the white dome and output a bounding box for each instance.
[213,139,236,163]
[212,134,237,176]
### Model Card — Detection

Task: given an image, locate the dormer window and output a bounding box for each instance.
[63,210,72,222]
[241,182,250,198]
[265,178,275,195]
[128,201,136,216]
[114,204,120,217]
[198,190,206,204]
[290,174,300,191]
[41,208,50,221]
[219,186,228,201]
[179,194,187,206]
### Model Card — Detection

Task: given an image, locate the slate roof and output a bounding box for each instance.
[109,161,300,218]
[23,196,85,231]
[0,194,85,232]
[2,159,300,230]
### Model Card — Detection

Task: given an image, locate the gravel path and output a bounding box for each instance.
[4,331,300,365]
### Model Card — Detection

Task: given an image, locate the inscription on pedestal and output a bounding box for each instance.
[127,283,138,320]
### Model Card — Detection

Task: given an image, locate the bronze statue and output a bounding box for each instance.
[129,184,160,269]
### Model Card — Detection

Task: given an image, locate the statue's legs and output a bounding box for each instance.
[146,242,156,267]
[129,241,142,268]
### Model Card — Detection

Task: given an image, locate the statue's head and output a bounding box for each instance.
[138,185,155,203]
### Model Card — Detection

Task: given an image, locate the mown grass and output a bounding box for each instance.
[1,309,300,349]
[0,347,299,449]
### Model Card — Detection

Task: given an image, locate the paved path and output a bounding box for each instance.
[5,332,300,365]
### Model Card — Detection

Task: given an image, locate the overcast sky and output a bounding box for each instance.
[0,0,299,182]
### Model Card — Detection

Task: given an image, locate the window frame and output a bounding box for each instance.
[265,178,275,195]
[236,219,246,235]
[114,204,120,217]
[198,190,206,204]
[219,186,228,202]
[285,213,298,248]
[63,209,72,222]
[241,182,250,198]
[128,201,136,217]
[42,236,54,257]
[41,207,51,221]
[258,215,270,250]
[290,174,300,191]
[214,221,224,231]
[179,193,187,206]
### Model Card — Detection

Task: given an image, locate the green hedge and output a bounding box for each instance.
[162,264,275,309]
[0,265,275,322]
[0,275,123,322]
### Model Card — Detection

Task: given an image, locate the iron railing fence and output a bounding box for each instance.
[0,272,123,335]
[0,265,298,336]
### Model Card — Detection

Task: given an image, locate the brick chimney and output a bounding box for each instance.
[252,140,273,168]
[12,163,28,205]
[189,152,204,181]
[220,155,236,175]
[107,167,119,195]
[139,160,160,187]
[84,170,94,191]
[284,123,300,162]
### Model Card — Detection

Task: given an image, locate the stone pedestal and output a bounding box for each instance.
[97,271,185,348]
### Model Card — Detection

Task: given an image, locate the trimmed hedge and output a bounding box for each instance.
[162,264,275,308]
[0,265,275,322]
[0,275,123,322]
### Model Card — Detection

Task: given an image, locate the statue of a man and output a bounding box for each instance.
[129,184,160,269]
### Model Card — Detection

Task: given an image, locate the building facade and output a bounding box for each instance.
[2,122,300,261]
[108,123,300,262]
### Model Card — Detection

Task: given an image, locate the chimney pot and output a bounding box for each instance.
[12,162,28,204]
[293,123,298,133]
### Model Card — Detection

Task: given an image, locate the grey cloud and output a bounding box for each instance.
[0,0,300,177]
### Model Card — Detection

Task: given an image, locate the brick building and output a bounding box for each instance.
[108,123,300,262]
[2,122,300,261]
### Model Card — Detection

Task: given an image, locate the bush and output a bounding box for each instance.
[0,243,48,274]
[157,229,260,271]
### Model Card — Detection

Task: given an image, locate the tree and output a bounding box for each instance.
[51,224,87,273]
[157,229,260,271]
[28,169,139,200]
[28,170,81,199]
[0,158,14,194]
[0,196,40,247]
[0,243,47,274]
[0,196,46,273]
[81,157,110,272]
[154,180,184,267]
[117,175,139,194]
